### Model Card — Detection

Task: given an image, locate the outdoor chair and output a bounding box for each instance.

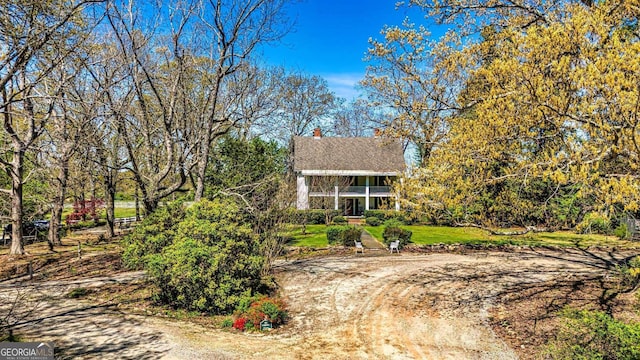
[389,240,400,253]
[355,241,364,254]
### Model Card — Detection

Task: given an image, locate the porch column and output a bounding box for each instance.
[395,177,401,211]
[334,185,339,210]
[365,176,370,211]
[296,174,309,210]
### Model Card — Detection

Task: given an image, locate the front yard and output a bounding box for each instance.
[285,223,640,249]
[284,224,328,247]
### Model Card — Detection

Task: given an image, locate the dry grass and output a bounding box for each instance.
[489,274,640,359]
[0,232,123,282]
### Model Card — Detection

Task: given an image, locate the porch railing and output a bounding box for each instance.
[309,185,392,196]
[369,186,391,194]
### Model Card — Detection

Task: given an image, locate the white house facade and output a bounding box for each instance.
[293,128,405,216]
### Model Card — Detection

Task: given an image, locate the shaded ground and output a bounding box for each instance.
[1,248,637,359]
[487,248,640,359]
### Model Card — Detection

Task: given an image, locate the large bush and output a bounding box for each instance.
[575,212,612,235]
[382,225,412,247]
[326,225,362,246]
[327,225,348,244]
[547,309,640,360]
[340,226,363,247]
[332,215,347,224]
[122,201,186,269]
[365,216,381,226]
[123,199,267,314]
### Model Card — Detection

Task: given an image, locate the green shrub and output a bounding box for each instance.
[221,317,233,328]
[332,216,347,224]
[340,226,363,247]
[382,226,412,247]
[547,308,640,360]
[235,293,262,314]
[126,199,267,314]
[364,210,412,224]
[576,212,611,234]
[327,226,348,244]
[122,201,186,270]
[365,217,381,226]
[327,226,362,246]
[288,209,341,225]
[617,256,640,290]
[301,210,326,224]
[383,218,403,227]
[615,223,631,240]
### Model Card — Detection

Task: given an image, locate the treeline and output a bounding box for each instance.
[0,0,383,255]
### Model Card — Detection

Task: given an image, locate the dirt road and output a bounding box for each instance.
[1,248,625,359]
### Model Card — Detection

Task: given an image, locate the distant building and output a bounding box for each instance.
[293,128,405,216]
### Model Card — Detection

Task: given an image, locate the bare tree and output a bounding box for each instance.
[0,1,105,255]
[44,50,108,246]
[106,2,200,213]
[271,70,337,144]
[83,36,133,238]
[225,64,282,141]
[332,98,382,137]
[191,0,291,201]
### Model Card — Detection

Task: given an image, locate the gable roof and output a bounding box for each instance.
[293,136,405,175]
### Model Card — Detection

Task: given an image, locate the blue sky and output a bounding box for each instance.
[260,0,437,100]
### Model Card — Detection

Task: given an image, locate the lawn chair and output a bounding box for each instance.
[389,240,400,253]
[355,241,364,254]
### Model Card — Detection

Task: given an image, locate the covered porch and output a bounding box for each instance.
[299,174,400,215]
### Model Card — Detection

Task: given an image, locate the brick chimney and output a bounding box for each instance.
[373,128,381,138]
[313,127,322,139]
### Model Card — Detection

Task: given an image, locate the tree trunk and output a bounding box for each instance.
[194,141,210,202]
[143,197,158,214]
[48,159,69,246]
[135,186,140,221]
[194,73,224,202]
[104,173,116,239]
[9,151,25,255]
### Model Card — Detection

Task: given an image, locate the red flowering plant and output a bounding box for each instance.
[232,317,248,331]
[236,296,288,329]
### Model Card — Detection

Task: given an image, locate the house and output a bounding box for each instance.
[293,128,405,216]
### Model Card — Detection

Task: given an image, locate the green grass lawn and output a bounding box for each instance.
[110,208,139,218]
[365,225,489,245]
[59,207,140,222]
[364,225,640,248]
[284,224,328,247]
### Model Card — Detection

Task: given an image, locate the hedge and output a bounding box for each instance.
[382,226,412,247]
[365,217,381,226]
[327,226,348,244]
[332,216,347,224]
[288,209,341,225]
[363,210,412,224]
[327,225,363,246]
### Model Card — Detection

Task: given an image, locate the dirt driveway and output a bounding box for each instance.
[1,248,628,359]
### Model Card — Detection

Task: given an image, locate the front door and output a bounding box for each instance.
[344,199,353,216]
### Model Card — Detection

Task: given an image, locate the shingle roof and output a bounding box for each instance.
[293,136,405,173]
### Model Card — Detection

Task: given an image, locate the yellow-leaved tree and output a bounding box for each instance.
[374,0,640,227]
